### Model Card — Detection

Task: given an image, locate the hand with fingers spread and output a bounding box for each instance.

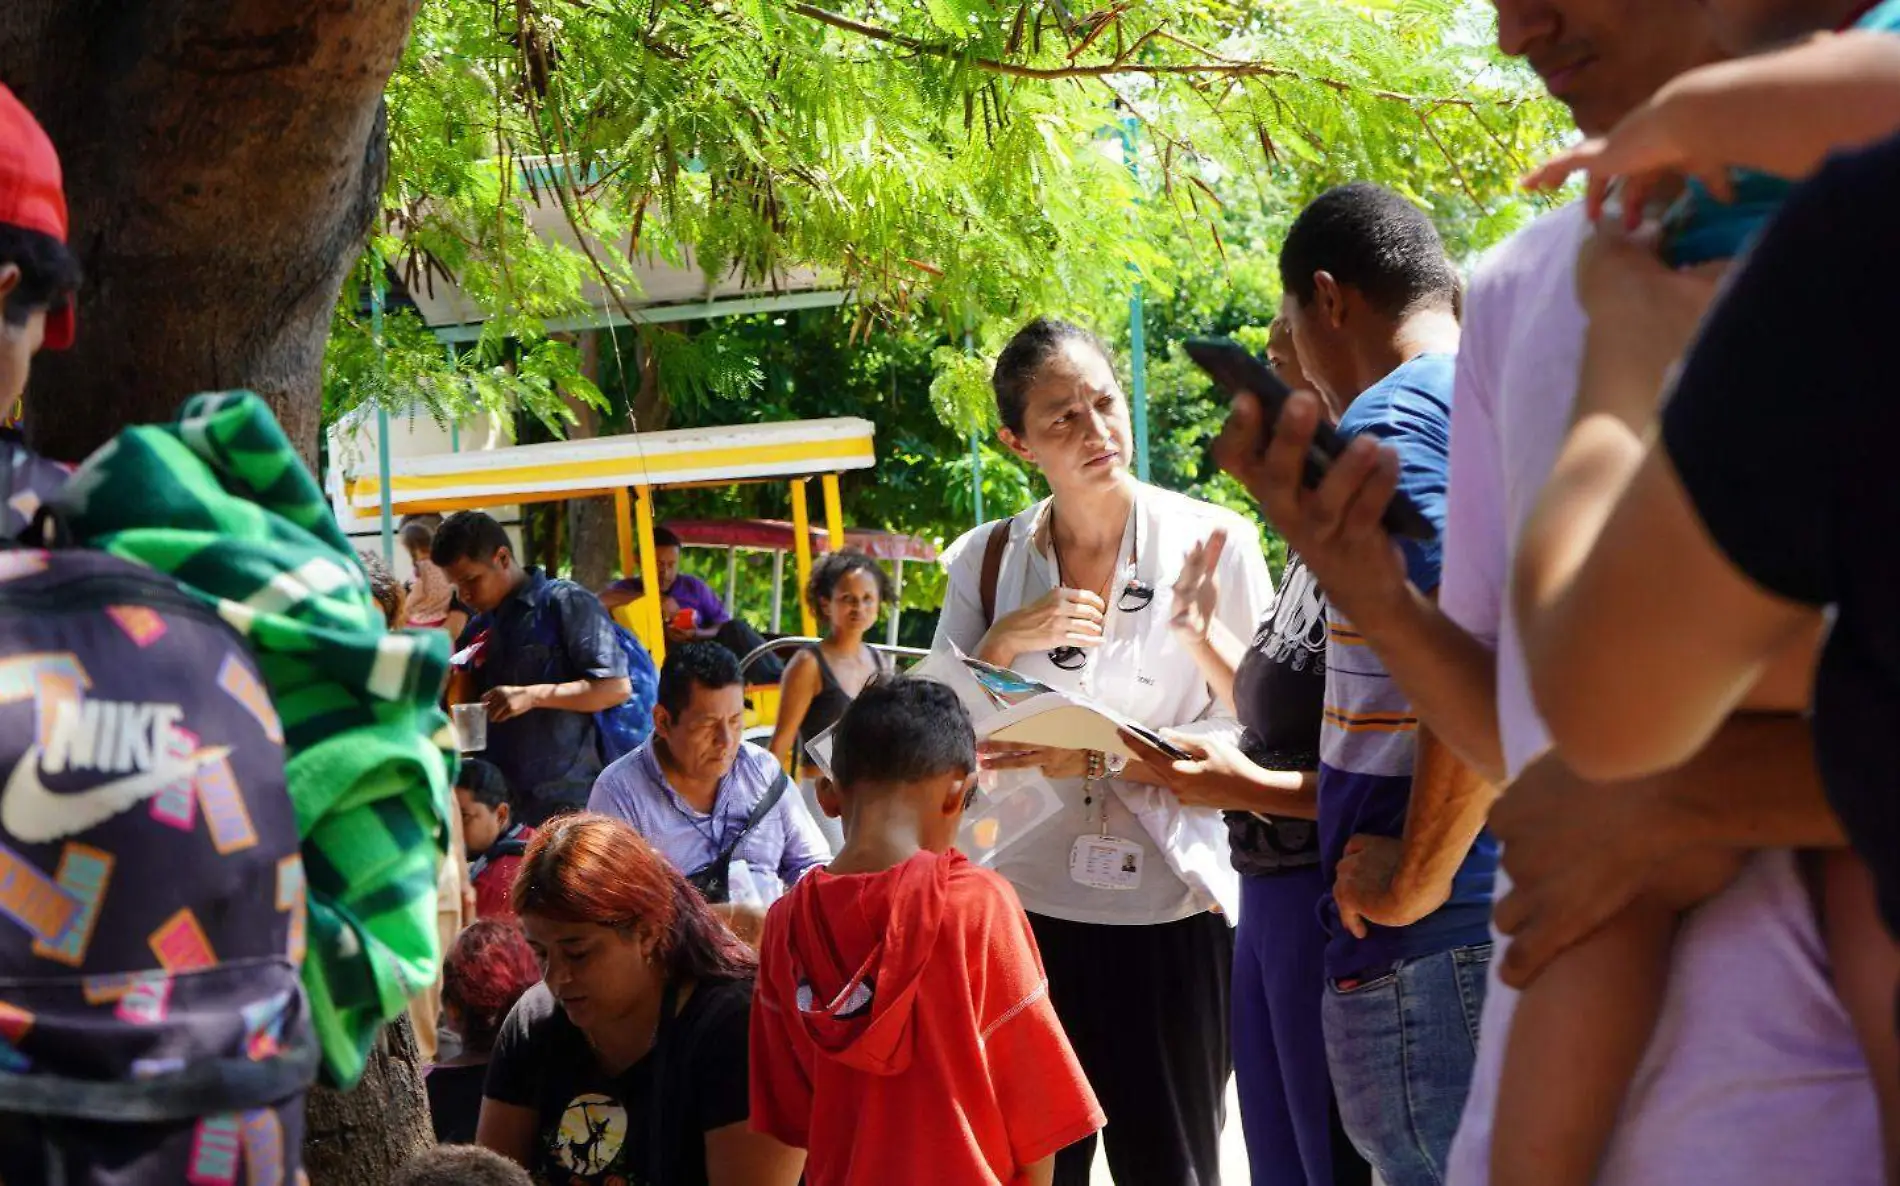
[1169,529,1228,646]
[1333,833,1452,940]
[1217,390,1410,631]
[980,586,1107,666]
[976,741,1093,782]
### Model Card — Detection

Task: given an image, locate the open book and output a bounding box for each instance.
[953,648,1191,761]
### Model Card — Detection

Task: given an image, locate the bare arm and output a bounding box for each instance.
[1122,729,1319,818]
[1221,393,1504,781]
[704,1119,806,1186]
[767,652,823,773]
[475,1098,539,1168]
[1492,714,1843,983]
[1023,1155,1056,1186]
[1177,618,1247,710]
[1334,726,1497,937]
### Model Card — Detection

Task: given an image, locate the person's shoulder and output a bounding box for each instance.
[683,975,757,1036]
[738,741,786,783]
[1345,355,1455,429]
[594,742,659,802]
[944,856,1030,927]
[1140,483,1258,539]
[1470,202,1590,296]
[504,982,564,1039]
[942,504,1041,571]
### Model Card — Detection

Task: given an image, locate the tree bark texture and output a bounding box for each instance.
[302,1014,434,1186]
[0,0,421,466]
[567,330,619,588]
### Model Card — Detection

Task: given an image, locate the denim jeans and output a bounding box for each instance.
[1321,942,1491,1186]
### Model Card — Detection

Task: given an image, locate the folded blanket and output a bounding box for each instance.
[51,391,455,1088]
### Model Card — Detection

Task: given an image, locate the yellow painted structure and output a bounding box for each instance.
[340,417,876,666]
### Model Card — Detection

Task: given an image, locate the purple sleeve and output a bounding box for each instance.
[1438,305,1508,648]
[672,575,731,628]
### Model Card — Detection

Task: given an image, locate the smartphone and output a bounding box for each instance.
[1184,336,1436,542]
[1127,722,1195,762]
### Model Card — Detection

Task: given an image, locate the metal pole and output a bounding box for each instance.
[888,558,904,648]
[770,550,786,635]
[965,328,984,526]
[1120,116,1151,482]
[725,546,739,610]
[446,342,461,453]
[371,259,394,565]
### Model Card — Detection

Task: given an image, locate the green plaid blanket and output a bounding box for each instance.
[51,391,455,1089]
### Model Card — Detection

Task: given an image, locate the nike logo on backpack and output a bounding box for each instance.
[3,743,231,844]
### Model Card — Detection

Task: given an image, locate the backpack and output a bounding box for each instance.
[0,540,315,1129]
[596,619,659,762]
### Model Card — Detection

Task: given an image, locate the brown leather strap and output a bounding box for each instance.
[978,518,1012,628]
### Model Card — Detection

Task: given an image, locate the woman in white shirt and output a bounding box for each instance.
[933,317,1275,1186]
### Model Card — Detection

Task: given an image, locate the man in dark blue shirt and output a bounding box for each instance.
[435,512,631,824]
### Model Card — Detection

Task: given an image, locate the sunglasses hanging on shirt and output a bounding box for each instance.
[1048,511,1154,671]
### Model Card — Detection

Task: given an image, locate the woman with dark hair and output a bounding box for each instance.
[931,316,1276,1185]
[476,813,804,1186]
[431,920,543,1144]
[768,548,895,852]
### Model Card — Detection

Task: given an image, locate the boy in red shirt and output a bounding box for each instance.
[750,676,1103,1186]
[455,758,533,920]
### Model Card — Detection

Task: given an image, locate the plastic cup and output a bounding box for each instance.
[451,702,488,753]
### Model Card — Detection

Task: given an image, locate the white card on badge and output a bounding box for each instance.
[1069,834,1144,891]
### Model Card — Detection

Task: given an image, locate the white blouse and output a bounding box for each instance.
[932,481,1275,924]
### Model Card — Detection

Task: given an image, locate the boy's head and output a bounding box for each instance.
[456,757,514,857]
[0,85,79,410]
[1277,182,1458,408]
[394,1145,532,1186]
[432,511,522,613]
[824,676,976,850]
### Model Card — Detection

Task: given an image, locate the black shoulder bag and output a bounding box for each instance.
[684,771,792,904]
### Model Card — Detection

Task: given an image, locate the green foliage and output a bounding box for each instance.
[323,0,1572,615]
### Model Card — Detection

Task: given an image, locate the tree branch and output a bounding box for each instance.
[784,2,1511,108]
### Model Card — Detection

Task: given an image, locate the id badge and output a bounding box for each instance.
[1069,834,1143,891]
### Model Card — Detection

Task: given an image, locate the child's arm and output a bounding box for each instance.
[1525,30,1900,219]
[1021,1155,1057,1186]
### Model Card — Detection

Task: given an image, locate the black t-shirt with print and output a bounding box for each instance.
[1661,130,1900,938]
[484,978,754,1186]
[1225,552,1326,876]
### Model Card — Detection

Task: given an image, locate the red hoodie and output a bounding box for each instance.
[750,849,1103,1185]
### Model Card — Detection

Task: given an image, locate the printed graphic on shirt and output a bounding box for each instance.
[0,838,81,945]
[277,855,306,964]
[187,1113,244,1185]
[151,907,218,972]
[550,1093,632,1179]
[1259,561,1328,674]
[242,1106,286,1186]
[0,551,47,583]
[217,652,284,744]
[115,971,173,1026]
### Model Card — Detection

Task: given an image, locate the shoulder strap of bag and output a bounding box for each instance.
[715,769,792,866]
[978,517,1012,628]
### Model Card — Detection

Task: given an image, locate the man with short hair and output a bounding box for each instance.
[601,525,785,679]
[1221,3,1885,1183]
[435,510,631,825]
[589,641,829,942]
[1272,182,1493,1185]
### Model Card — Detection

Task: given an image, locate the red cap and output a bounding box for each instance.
[0,84,73,350]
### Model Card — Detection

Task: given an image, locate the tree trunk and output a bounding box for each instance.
[302,1015,434,1186]
[0,4,436,1178]
[567,331,619,589]
[0,0,420,468]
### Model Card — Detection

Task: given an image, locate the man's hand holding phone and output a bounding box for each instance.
[1217,390,1414,634]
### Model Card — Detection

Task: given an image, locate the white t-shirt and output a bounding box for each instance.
[932,481,1275,924]
[1440,204,1879,1184]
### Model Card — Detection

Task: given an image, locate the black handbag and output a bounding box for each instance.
[684,771,792,904]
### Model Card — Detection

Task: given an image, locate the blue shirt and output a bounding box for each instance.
[1316,353,1498,980]
[458,569,628,824]
[587,740,830,895]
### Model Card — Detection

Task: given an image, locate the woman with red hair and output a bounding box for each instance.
[431,919,542,1144]
[476,814,804,1186]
